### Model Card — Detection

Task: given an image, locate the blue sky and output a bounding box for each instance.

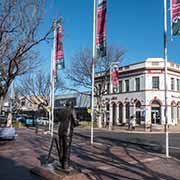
[38,0,180,74]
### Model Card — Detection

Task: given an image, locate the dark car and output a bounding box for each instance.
[0,115,7,127]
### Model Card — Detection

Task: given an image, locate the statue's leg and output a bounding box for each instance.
[55,137,61,164]
[58,136,63,164]
[47,137,54,163]
[62,135,72,169]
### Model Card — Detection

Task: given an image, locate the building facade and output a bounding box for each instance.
[54,93,91,121]
[95,58,180,128]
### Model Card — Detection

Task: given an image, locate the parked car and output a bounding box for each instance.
[35,117,49,126]
[25,116,35,127]
[0,127,16,140]
[0,115,7,126]
[17,115,35,127]
[16,115,26,123]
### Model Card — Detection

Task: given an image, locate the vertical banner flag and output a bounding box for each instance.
[96,0,107,58]
[53,20,64,82]
[172,0,180,36]
[111,65,119,93]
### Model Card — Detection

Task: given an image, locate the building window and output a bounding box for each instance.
[107,83,110,94]
[152,76,159,89]
[171,78,175,90]
[177,104,180,122]
[177,79,180,91]
[98,84,102,95]
[119,80,123,92]
[125,80,129,92]
[126,102,130,120]
[135,78,140,91]
[171,102,176,123]
[21,100,25,106]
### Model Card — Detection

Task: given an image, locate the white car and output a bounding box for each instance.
[36,117,49,126]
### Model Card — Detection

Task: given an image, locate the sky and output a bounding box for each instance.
[37,0,180,75]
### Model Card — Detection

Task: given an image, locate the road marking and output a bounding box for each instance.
[129,157,159,164]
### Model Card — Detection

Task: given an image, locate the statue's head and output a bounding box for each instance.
[65,101,73,109]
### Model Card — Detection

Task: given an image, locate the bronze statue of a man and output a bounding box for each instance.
[57,101,79,170]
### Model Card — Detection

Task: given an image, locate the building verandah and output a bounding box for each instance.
[96,97,145,129]
[96,96,180,129]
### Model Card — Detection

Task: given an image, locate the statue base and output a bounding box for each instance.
[31,160,82,180]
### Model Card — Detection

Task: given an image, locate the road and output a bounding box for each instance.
[74,128,180,159]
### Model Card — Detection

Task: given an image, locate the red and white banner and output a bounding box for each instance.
[96,0,107,58]
[111,65,119,92]
[171,0,180,35]
[55,21,64,69]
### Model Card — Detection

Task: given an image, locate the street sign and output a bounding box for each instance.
[87,108,91,114]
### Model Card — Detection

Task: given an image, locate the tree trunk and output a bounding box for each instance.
[0,96,4,115]
[7,112,13,128]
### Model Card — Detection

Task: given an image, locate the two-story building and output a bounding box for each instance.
[95,58,180,128]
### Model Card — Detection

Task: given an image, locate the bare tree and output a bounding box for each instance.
[66,46,125,127]
[66,45,125,93]
[0,0,53,112]
[16,72,64,113]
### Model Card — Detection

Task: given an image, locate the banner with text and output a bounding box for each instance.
[96,0,107,58]
[111,65,119,93]
[172,0,180,36]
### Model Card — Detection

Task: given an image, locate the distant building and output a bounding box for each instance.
[54,93,91,121]
[95,58,180,127]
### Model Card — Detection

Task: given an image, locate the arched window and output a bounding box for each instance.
[135,101,141,124]
[106,103,109,111]
[112,103,117,126]
[118,102,123,123]
[126,102,130,121]
[151,100,161,124]
[177,103,180,123]
[171,102,176,124]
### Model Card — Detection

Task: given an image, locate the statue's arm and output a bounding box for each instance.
[72,109,79,126]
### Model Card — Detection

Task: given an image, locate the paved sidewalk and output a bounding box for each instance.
[100,124,180,134]
[0,128,180,179]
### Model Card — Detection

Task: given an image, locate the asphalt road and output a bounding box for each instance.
[74,128,180,159]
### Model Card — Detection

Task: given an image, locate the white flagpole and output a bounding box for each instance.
[50,22,56,137]
[91,0,96,144]
[164,0,169,158]
[49,49,53,133]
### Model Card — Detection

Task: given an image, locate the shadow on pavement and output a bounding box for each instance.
[11,128,180,180]
[72,132,179,180]
[0,156,40,180]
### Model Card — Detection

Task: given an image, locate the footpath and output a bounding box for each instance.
[107,124,180,133]
[0,128,180,180]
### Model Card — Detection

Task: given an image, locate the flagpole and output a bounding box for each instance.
[164,0,169,158]
[49,49,53,133]
[91,0,96,144]
[50,22,57,137]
